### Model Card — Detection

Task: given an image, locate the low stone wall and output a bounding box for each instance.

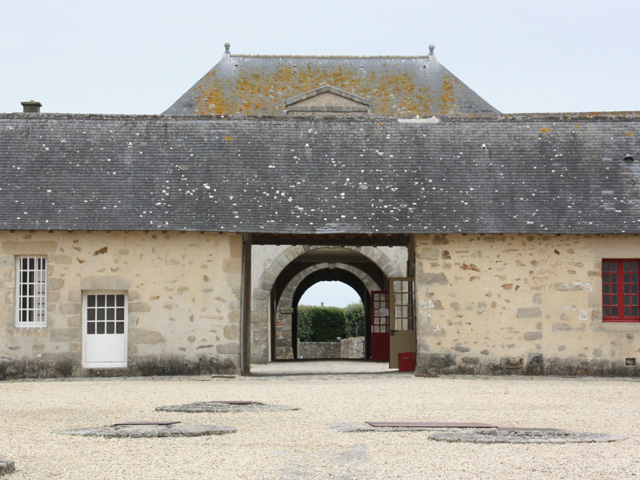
[297,337,364,359]
[298,341,340,359]
[0,355,237,380]
[340,337,365,359]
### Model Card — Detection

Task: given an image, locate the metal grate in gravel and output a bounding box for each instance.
[366,421,497,428]
[112,421,180,427]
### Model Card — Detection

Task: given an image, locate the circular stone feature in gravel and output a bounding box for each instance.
[0,457,15,476]
[155,401,299,413]
[330,423,625,443]
[429,428,625,444]
[59,422,236,438]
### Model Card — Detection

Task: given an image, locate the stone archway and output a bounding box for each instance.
[251,245,404,363]
[273,263,380,359]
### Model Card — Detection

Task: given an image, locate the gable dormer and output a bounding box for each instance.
[285,85,370,115]
[164,44,500,116]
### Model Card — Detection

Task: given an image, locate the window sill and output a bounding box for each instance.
[597,322,640,332]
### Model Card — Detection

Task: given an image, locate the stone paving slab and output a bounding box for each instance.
[59,423,236,438]
[0,458,15,476]
[155,401,299,413]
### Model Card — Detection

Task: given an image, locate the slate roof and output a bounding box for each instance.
[163,45,499,117]
[1,112,639,234]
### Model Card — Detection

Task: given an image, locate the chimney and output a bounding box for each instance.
[21,100,42,113]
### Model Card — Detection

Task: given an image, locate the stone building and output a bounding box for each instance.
[1,45,639,378]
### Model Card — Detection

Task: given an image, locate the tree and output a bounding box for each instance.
[344,303,365,338]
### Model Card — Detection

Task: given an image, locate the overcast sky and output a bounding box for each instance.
[2,0,638,115]
[2,0,637,306]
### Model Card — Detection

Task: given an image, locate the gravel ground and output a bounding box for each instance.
[1,372,639,479]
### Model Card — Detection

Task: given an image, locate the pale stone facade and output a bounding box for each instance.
[415,233,640,375]
[0,231,242,377]
[3,230,640,377]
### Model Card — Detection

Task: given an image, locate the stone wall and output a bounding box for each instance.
[340,336,365,359]
[297,337,364,359]
[415,233,640,376]
[0,230,243,378]
[298,341,341,359]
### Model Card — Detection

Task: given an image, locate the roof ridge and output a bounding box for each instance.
[3,111,640,121]
[230,54,431,59]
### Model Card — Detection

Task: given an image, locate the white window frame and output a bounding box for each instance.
[15,256,47,327]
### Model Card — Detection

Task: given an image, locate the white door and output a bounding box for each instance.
[82,292,128,368]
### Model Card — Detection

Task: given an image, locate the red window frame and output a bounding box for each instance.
[602,259,640,322]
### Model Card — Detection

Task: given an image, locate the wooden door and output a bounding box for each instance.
[370,291,390,361]
[389,277,416,368]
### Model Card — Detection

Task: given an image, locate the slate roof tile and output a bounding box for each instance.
[1,113,639,234]
[163,46,499,117]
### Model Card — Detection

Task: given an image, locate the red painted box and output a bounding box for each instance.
[397,352,415,372]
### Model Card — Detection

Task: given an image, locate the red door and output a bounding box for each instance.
[370,291,390,361]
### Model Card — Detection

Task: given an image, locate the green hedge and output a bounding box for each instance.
[297,303,364,342]
[343,303,365,337]
[297,306,345,342]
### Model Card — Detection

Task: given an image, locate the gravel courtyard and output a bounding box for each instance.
[1,367,639,479]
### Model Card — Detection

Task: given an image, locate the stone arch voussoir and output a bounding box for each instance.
[273,262,380,359]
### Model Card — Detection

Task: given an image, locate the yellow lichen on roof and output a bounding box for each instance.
[195,70,236,116]
[192,64,446,116]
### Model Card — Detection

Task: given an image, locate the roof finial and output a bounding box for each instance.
[429,44,436,58]
[224,42,231,55]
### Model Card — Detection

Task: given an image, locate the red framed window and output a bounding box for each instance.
[602,259,640,322]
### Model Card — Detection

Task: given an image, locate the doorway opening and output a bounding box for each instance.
[268,249,385,362]
[296,280,366,360]
[245,235,416,375]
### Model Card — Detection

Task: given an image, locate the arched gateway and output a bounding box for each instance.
[275,262,378,360]
[250,240,410,367]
